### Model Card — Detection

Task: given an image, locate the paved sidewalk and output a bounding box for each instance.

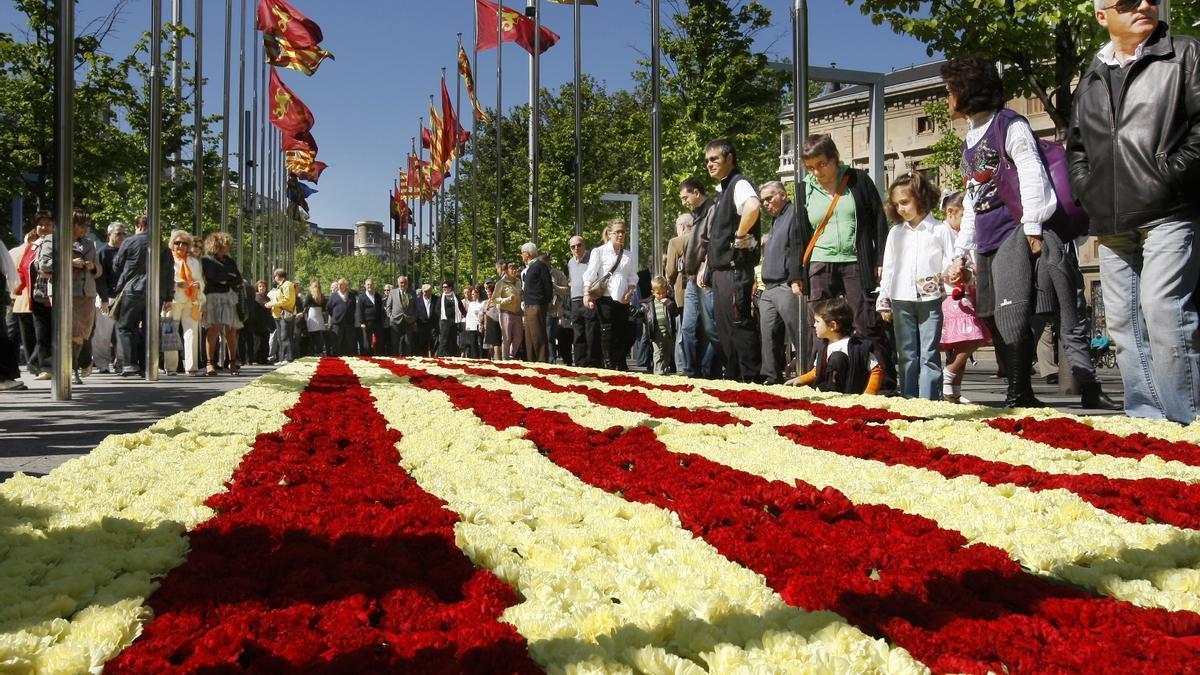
[0,351,1127,483]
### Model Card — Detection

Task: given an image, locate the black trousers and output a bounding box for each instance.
[437,320,459,356]
[117,292,147,372]
[361,323,384,356]
[807,261,896,390]
[571,297,600,367]
[0,307,19,379]
[391,324,414,356]
[590,297,629,371]
[712,266,762,382]
[330,323,357,356]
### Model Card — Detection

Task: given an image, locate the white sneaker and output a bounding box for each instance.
[0,379,27,391]
[276,360,290,366]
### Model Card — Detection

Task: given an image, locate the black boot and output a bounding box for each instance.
[1004,337,1045,409]
[1081,382,1122,411]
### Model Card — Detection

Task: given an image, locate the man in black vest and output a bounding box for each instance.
[703,139,762,383]
[355,277,384,355]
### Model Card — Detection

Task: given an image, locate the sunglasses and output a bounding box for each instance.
[704,155,725,164]
[1102,0,1157,11]
[171,240,190,246]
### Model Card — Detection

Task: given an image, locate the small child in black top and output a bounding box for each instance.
[787,297,883,394]
[638,275,679,375]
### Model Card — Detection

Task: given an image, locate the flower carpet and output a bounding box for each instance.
[5,358,1200,673]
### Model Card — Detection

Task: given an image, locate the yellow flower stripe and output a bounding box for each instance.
[350,359,925,674]
[0,360,318,674]
[435,360,1200,613]
[892,419,1200,485]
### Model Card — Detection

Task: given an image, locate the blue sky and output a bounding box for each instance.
[2,0,939,230]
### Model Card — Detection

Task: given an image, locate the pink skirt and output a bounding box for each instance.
[940,290,990,348]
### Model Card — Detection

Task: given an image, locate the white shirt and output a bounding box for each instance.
[715,176,758,216]
[440,292,464,323]
[1098,37,1149,67]
[582,244,638,302]
[877,215,956,308]
[567,256,589,299]
[813,336,880,370]
[0,240,18,294]
[956,113,1057,255]
[305,303,326,332]
[465,300,485,331]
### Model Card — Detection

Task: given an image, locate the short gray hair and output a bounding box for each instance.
[674,213,694,235]
[107,222,128,236]
[520,242,538,256]
[759,180,787,195]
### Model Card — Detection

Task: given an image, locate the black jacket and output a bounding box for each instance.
[683,198,714,276]
[1068,23,1200,235]
[415,294,439,325]
[798,167,887,289]
[113,231,173,296]
[521,258,553,306]
[355,291,385,327]
[328,291,357,326]
[761,202,803,284]
[97,243,121,301]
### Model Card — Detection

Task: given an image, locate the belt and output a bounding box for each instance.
[762,280,785,290]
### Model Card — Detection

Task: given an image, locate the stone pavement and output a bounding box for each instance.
[0,350,1127,483]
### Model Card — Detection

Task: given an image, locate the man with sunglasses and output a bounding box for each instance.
[703,139,763,383]
[1067,0,1200,423]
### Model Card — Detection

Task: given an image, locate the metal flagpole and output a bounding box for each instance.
[220,0,232,233]
[147,0,164,382]
[171,0,182,182]
[236,0,246,266]
[193,0,204,239]
[793,0,811,362]
[52,0,74,400]
[527,0,540,246]
[573,0,583,237]
[416,126,424,285]
[454,36,463,285]
[650,0,662,275]
[470,13,480,283]
[494,1,504,260]
[259,58,267,276]
[250,20,260,282]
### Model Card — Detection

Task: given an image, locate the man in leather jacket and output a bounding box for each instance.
[1067,3,1200,423]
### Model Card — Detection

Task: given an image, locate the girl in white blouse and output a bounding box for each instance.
[877,172,955,400]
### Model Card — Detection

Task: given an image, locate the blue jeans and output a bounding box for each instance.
[1099,219,1200,423]
[680,278,721,378]
[892,299,943,400]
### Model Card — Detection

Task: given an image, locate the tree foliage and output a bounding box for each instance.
[0,0,239,247]
[921,99,963,190]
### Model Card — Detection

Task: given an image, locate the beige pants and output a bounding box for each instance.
[164,303,201,373]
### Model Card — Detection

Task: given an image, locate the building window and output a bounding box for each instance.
[916,116,934,135]
[1028,98,1045,114]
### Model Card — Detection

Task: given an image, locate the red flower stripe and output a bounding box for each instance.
[484,359,695,391]
[700,387,914,423]
[780,420,1200,531]
[107,358,540,674]
[430,359,746,427]
[988,417,1200,469]
[372,359,1200,674]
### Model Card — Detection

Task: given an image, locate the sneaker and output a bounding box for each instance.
[166,370,178,376]
[276,360,290,366]
[0,379,27,391]
[72,370,83,385]
[35,372,51,381]
[120,368,140,377]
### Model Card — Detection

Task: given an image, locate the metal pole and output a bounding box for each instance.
[416,126,424,284]
[193,0,204,238]
[171,0,182,181]
[454,37,463,284]
[259,59,267,276]
[220,0,232,233]
[573,0,583,238]
[147,0,164,382]
[527,0,540,246]
[650,0,662,275]
[494,3,504,260]
[250,22,259,282]
[793,0,811,363]
[236,0,246,266]
[52,0,74,400]
[471,13,480,282]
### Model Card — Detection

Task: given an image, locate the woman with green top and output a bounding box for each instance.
[798,134,893,388]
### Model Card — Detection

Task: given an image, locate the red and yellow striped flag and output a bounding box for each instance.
[264,33,333,76]
[457,47,491,124]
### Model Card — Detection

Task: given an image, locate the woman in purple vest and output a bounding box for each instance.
[942,57,1058,408]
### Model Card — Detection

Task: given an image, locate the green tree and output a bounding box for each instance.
[846,0,1109,136]
[921,99,963,190]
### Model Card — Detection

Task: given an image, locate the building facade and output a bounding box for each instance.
[778,60,1106,335]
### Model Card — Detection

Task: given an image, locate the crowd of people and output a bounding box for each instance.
[0,3,1193,424]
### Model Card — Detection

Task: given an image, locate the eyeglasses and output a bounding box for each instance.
[704,154,725,164]
[171,240,190,247]
[804,159,834,173]
[1102,0,1156,11]
[763,193,784,202]
[611,230,626,235]
[569,243,583,248]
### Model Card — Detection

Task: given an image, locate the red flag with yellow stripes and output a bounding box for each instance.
[256,0,324,49]
[264,33,333,76]
[457,47,491,123]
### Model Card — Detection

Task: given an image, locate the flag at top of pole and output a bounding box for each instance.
[267,68,315,135]
[457,47,491,123]
[475,0,560,54]
[256,0,324,49]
